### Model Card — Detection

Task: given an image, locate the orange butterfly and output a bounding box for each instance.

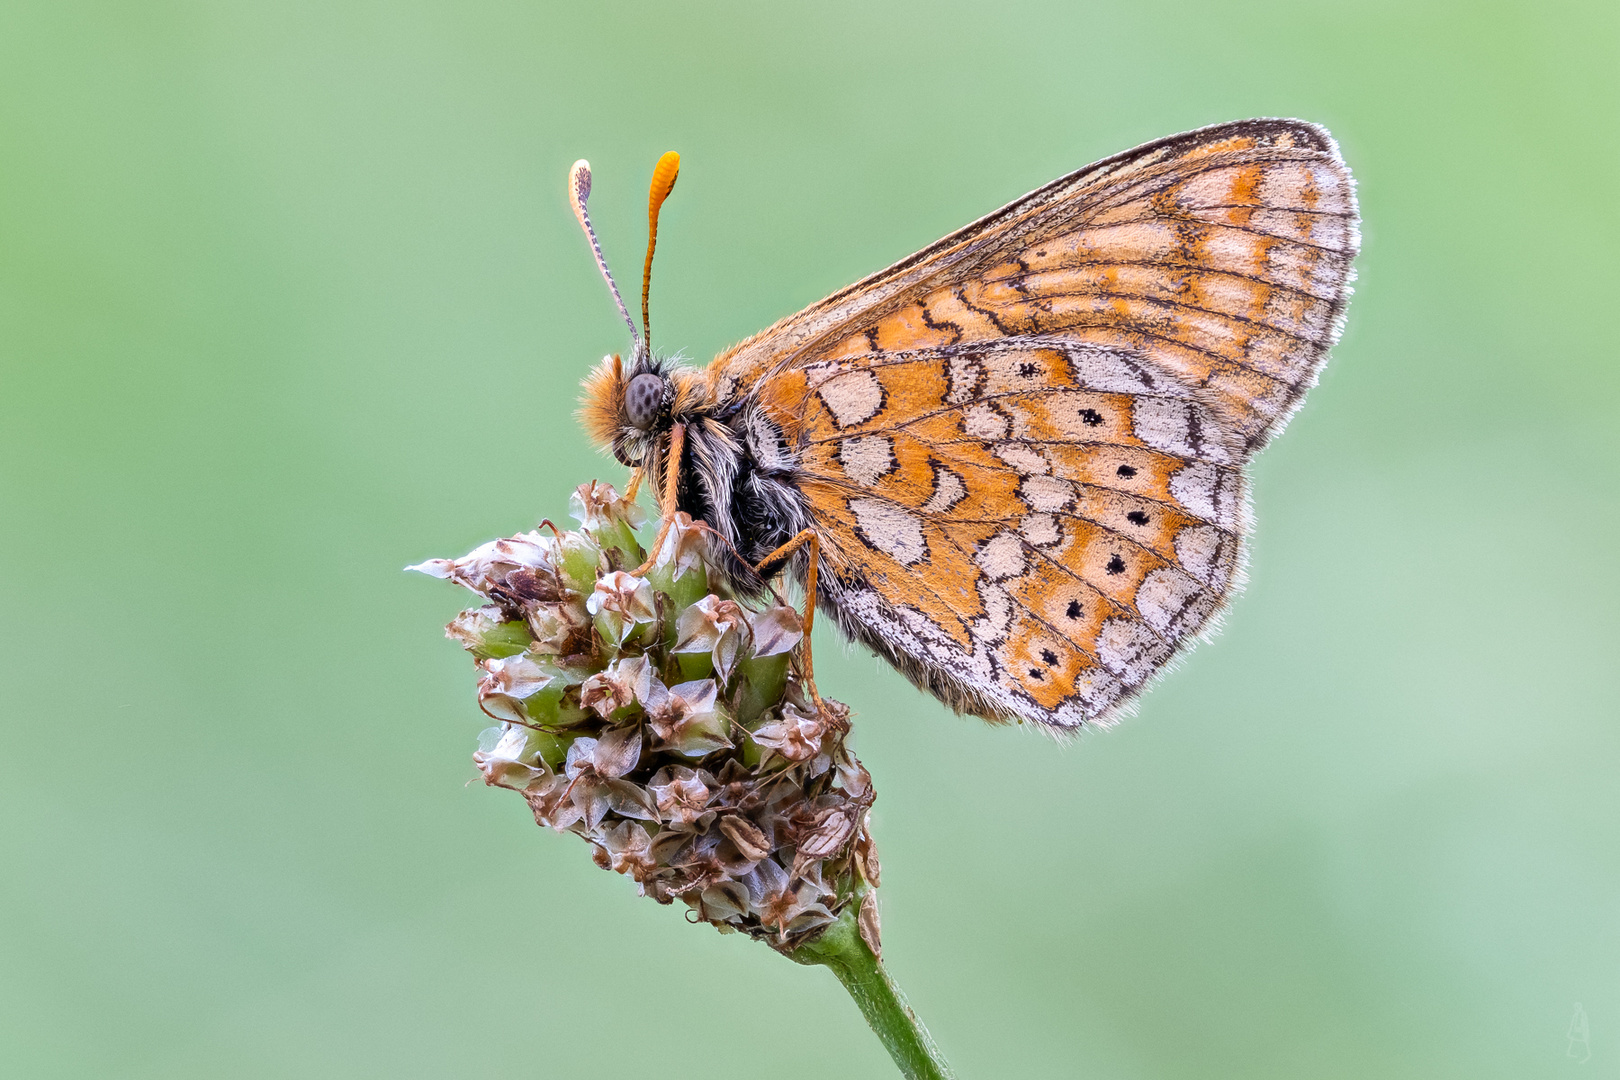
[572,120,1358,731]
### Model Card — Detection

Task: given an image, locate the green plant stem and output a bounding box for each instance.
[790,909,956,1080]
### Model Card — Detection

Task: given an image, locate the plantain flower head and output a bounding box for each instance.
[410,482,879,953]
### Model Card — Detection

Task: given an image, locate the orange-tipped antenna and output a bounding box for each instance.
[568,159,640,343]
[640,151,680,350]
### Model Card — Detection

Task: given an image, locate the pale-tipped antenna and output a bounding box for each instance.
[641,151,680,351]
[568,159,640,343]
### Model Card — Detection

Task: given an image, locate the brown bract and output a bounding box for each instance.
[587,571,657,646]
[673,595,752,684]
[650,511,708,581]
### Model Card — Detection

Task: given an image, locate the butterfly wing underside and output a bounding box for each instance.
[710,120,1358,728]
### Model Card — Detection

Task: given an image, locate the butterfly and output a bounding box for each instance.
[570,119,1358,731]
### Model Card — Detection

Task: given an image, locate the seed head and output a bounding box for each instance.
[411,481,878,951]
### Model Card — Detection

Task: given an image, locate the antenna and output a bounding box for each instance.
[641,151,680,351]
[568,159,640,343]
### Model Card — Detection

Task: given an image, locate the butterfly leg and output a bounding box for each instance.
[751,528,827,714]
[630,422,686,576]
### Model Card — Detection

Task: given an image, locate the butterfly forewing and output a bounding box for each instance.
[803,140,1355,451]
[713,119,1355,440]
[699,119,1356,729]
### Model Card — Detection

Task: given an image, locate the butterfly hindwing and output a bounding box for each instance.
[767,340,1243,727]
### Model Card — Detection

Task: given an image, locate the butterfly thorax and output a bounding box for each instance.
[579,349,814,595]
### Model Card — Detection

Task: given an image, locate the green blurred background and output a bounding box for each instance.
[3,1,1616,1077]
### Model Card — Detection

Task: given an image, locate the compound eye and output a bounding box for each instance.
[624,372,666,431]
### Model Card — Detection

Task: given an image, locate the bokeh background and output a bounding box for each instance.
[3,2,1617,1077]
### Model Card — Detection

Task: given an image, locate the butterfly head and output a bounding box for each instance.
[581,350,695,467]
